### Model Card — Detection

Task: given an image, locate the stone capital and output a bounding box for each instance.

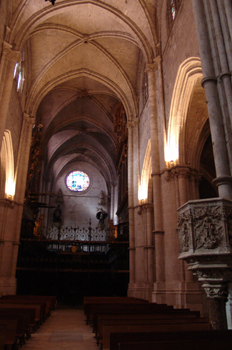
[2,41,12,56]
[23,113,35,125]
[202,282,228,299]
[126,119,139,130]
[171,166,190,179]
[143,203,153,212]
[139,203,153,213]
[145,61,159,74]
[7,48,21,64]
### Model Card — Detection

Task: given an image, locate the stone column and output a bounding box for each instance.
[127,121,135,288]
[146,61,164,285]
[176,167,189,206]
[203,282,228,329]
[0,41,12,102]
[224,0,232,44]
[192,0,232,199]
[226,282,232,329]
[145,204,154,289]
[133,119,144,288]
[0,113,34,296]
[15,114,35,205]
[217,1,232,71]
[0,44,21,145]
[205,0,232,169]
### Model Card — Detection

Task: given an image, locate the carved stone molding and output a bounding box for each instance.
[178,198,232,328]
[171,166,191,179]
[178,198,232,256]
[202,283,228,299]
[141,203,153,213]
[164,166,200,183]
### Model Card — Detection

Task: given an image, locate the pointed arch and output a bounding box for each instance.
[165,57,203,165]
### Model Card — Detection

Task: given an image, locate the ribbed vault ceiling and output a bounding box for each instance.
[9,0,157,190]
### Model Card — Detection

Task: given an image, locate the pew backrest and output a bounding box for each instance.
[103,321,211,350]
[110,330,232,350]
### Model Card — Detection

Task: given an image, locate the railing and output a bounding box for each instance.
[45,226,109,242]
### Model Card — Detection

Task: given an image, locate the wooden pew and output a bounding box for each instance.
[84,298,148,322]
[118,338,232,350]
[84,297,147,314]
[102,319,211,350]
[0,315,27,347]
[0,319,19,350]
[1,295,56,318]
[96,313,204,345]
[0,310,31,341]
[87,303,173,326]
[0,324,6,350]
[0,305,38,331]
[95,308,200,335]
[110,330,232,350]
[0,300,45,326]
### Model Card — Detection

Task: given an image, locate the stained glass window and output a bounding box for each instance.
[66,171,90,192]
[171,0,176,20]
[13,48,25,94]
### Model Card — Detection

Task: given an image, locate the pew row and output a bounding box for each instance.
[84,297,148,324]
[87,303,174,326]
[96,312,202,346]
[0,325,6,350]
[94,308,201,336]
[0,295,56,350]
[102,319,211,350]
[110,330,232,350]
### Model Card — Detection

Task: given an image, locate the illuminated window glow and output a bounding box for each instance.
[1,130,15,198]
[66,171,90,192]
[138,140,152,201]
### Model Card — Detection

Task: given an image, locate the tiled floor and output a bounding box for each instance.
[22,308,99,350]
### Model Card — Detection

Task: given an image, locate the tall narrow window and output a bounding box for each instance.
[167,0,182,33]
[13,48,25,94]
[171,0,176,20]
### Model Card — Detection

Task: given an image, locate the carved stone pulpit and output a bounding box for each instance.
[178,198,232,329]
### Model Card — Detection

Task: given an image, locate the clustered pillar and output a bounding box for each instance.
[146,61,165,290]
[0,113,34,296]
[192,0,232,198]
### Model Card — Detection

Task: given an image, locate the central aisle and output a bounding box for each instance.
[22,308,99,350]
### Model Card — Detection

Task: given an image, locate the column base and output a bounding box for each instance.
[128,283,153,301]
[152,281,207,315]
[0,276,17,296]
